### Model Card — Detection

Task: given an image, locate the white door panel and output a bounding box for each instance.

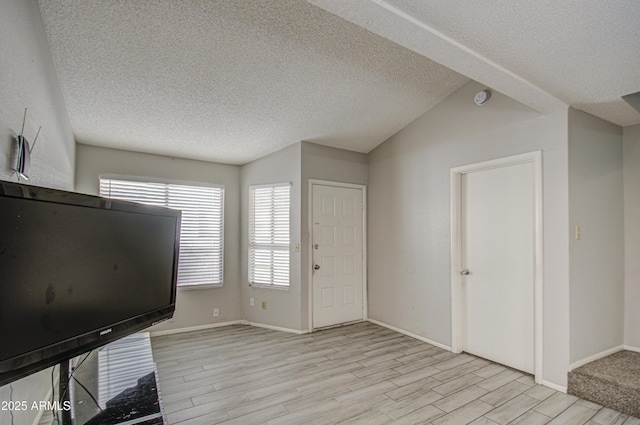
[312,185,364,328]
[461,162,534,373]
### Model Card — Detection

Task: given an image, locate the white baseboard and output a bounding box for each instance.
[367,318,573,394]
[542,380,567,393]
[569,345,624,371]
[150,320,247,337]
[247,321,309,335]
[624,345,640,353]
[150,320,310,337]
[367,318,452,351]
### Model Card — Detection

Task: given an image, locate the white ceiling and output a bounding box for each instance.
[38,0,640,165]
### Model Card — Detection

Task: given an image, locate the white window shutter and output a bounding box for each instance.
[249,184,290,287]
[100,177,224,288]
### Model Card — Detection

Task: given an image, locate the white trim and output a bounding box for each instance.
[624,345,640,353]
[150,320,309,337]
[542,380,567,393]
[178,283,225,291]
[367,318,452,351]
[149,320,247,337]
[450,151,544,383]
[247,321,310,335]
[307,179,367,190]
[569,345,624,371]
[533,151,544,383]
[308,180,368,331]
[248,283,290,291]
[249,181,292,190]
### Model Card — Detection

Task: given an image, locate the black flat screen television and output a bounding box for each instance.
[0,181,180,386]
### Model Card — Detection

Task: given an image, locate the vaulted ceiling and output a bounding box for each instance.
[38,0,640,164]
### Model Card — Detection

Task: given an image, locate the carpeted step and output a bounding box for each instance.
[568,350,640,418]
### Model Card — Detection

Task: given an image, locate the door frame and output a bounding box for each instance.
[308,179,367,331]
[450,151,543,383]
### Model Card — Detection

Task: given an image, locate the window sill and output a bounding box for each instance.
[178,284,223,291]
[249,284,290,291]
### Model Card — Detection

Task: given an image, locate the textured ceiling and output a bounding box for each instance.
[309,0,640,127]
[38,0,640,165]
[37,0,468,164]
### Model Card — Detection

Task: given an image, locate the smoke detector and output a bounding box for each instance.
[474,89,491,106]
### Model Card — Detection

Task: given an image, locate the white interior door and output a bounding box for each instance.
[312,184,364,329]
[461,161,535,373]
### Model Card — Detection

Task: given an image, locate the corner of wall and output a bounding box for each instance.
[567,109,624,365]
[75,144,244,332]
[0,0,75,189]
[623,124,640,348]
[0,1,76,423]
[239,143,304,331]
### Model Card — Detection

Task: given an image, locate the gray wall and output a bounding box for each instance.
[300,142,368,329]
[568,109,624,364]
[75,144,242,332]
[0,0,75,423]
[240,143,303,330]
[367,81,571,387]
[76,141,367,335]
[1,0,635,403]
[624,124,640,349]
[238,141,368,331]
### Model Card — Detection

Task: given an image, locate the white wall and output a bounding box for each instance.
[240,143,303,331]
[0,0,74,188]
[0,1,75,423]
[300,142,368,330]
[367,81,571,387]
[568,108,624,364]
[624,124,640,350]
[75,144,242,332]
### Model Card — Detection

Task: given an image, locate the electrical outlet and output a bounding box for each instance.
[250,297,255,306]
[261,300,267,309]
[213,308,219,317]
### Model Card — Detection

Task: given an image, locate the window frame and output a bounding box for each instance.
[248,182,291,289]
[99,174,225,290]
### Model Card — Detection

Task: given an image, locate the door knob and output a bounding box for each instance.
[314,264,320,270]
[460,268,470,276]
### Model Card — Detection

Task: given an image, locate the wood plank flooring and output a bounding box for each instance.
[151,322,639,425]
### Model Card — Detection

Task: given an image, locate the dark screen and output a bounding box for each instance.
[0,195,178,363]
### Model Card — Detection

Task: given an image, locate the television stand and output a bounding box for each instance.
[60,333,165,425]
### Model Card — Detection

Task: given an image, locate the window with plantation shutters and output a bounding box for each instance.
[249,183,290,288]
[99,176,224,288]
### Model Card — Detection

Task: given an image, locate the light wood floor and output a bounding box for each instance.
[151,322,639,425]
